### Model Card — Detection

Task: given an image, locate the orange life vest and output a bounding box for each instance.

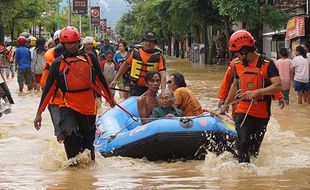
[58,55,94,93]
[238,66,265,101]
[234,56,271,118]
[129,47,161,85]
[41,47,64,107]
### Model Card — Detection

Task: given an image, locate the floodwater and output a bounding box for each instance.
[1,58,310,189]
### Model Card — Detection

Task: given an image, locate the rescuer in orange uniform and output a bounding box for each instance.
[221,30,283,163]
[40,30,65,142]
[34,26,115,161]
[217,58,284,117]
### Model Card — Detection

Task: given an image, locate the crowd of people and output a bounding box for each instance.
[276,44,310,104]
[0,26,309,164]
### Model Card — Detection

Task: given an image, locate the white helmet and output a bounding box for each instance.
[53,30,61,41]
[82,36,94,45]
[20,32,31,38]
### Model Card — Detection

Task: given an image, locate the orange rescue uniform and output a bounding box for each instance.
[41,46,64,107]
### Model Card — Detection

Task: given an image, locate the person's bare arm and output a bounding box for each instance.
[110,61,129,87]
[137,96,149,125]
[221,80,238,114]
[14,59,18,71]
[160,70,166,90]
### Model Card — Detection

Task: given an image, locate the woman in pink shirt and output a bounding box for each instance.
[276,48,292,104]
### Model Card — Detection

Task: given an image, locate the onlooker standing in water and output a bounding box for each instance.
[99,38,115,60]
[31,37,46,91]
[276,48,292,104]
[291,46,310,104]
[100,51,118,96]
[302,42,310,63]
[15,36,34,92]
[114,41,129,99]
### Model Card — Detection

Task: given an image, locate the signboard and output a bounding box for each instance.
[100,19,107,31]
[286,16,305,40]
[91,7,100,26]
[72,0,88,14]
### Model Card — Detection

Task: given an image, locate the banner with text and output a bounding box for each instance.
[72,0,88,14]
[286,16,305,40]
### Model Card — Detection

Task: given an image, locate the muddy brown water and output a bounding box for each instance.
[1,58,310,189]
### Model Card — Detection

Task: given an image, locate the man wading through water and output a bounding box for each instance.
[110,31,166,96]
[221,30,283,163]
[34,26,115,161]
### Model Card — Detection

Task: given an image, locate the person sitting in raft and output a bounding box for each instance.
[150,89,182,122]
[167,72,203,116]
[137,71,161,124]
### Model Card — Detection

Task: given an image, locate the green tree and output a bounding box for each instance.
[0,0,59,42]
[212,0,289,51]
[119,0,222,62]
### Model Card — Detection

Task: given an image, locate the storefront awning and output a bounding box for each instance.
[262,30,286,37]
[285,16,305,40]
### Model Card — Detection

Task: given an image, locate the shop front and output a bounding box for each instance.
[286,15,310,56]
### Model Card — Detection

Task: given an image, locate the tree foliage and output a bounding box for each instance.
[0,0,95,43]
[118,0,288,47]
[117,0,220,45]
[212,0,288,30]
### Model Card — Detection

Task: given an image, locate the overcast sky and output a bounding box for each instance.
[61,0,130,29]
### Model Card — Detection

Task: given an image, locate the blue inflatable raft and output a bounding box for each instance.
[94,97,238,161]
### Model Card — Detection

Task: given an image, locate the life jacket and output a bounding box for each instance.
[39,52,113,115]
[234,56,272,118]
[57,54,95,93]
[41,45,65,89]
[236,56,270,101]
[129,47,161,84]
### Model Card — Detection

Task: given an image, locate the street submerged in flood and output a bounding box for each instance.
[0,58,310,189]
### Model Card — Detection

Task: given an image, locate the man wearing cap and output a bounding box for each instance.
[99,38,115,60]
[111,31,166,96]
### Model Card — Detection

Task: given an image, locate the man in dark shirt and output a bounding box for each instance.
[221,30,282,163]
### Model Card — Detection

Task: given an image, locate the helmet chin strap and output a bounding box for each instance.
[239,50,249,66]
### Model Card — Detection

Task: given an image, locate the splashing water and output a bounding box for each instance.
[1,60,310,189]
[201,117,310,177]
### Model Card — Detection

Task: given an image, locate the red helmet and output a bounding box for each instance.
[229,30,255,52]
[17,36,27,46]
[0,44,6,53]
[60,26,80,43]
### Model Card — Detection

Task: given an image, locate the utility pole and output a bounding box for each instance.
[307,0,310,15]
[79,15,82,35]
[68,0,72,26]
[57,0,60,30]
[89,0,92,35]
